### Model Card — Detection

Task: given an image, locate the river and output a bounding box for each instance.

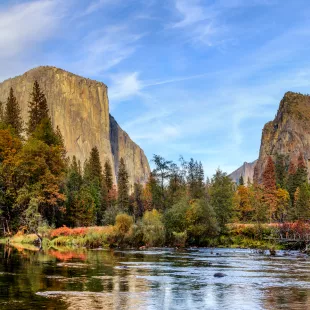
[0,245,310,309]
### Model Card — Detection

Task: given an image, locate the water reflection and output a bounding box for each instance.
[1,245,310,309]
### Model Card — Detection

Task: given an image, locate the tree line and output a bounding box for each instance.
[1,81,310,246]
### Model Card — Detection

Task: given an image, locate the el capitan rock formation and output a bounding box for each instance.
[255,91,310,182]
[0,66,150,188]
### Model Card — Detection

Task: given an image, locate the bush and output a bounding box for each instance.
[142,210,165,247]
[172,231,187,247]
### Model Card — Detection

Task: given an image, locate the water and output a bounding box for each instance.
[0,245,310,310]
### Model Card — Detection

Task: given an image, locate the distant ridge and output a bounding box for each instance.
[229,160,257,185]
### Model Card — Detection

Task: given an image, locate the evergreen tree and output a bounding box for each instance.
[294,183,310,220]
[210,169,234,232]
[275,154,288,189]
[28,81,49,134]
[88,146,102,185]
[287,154,308,205]
[132,182,144,218]
[153,154,172,209]
[4,88,23,137]
[239,175,244,186]
[104,160,113,190]
[0,101,4,123]
[117,158,129,211]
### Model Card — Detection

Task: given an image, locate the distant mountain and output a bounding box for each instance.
[0,66,150,188]
[254,91,310,182]
[229,160,257,185]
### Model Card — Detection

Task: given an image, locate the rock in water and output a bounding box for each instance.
[0,66,150,187]
[213,272,227,278]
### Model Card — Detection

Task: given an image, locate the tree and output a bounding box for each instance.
[117,158,129,211]
[142,209,165,246]
[262,156,277,222]
[275,154,288,189]
[233,185,253,222]
[294,183,310,220]
[85,147,102,185]
[152,154,172,209]
[287,154,308,205]
[0,101,4,123]
[28,81,49,134]
[4,88,23,137]
[131,182,144,219]
[210,169,234,232]
[104,160,113,190]
[239,175,244,186]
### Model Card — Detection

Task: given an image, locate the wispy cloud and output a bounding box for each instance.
[74,25,145,76]
[0,0,66,59]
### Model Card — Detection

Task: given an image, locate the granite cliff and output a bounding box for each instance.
[229,160,257,185]
[0,66,150,188]
[254,91,310,182]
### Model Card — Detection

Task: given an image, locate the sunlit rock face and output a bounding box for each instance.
[255,92,310,182]
[0,66,150,187]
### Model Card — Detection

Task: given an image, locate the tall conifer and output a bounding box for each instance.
[4,88,23,137]
[28,80,49,134]
[117,158,129,211]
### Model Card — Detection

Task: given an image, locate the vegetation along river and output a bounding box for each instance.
[0,245,310,309]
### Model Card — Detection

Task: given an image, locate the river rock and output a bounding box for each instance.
[213,272,227,278]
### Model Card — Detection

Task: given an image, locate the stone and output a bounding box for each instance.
[0,66,150,188]
[229,160,257,185]
[213,272,227,277]
[255,91,310,182]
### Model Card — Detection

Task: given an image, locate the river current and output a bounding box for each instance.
[0,245,309,309]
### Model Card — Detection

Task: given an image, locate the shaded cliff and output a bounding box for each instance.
[229,160,257,185]
[255,91,310,182]
[0,66,150,186]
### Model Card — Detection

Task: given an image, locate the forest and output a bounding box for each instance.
[1,82,310,249]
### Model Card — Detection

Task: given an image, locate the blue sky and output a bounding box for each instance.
[1,0,310,176]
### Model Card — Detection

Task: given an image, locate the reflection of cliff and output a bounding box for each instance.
[0,66,150,186]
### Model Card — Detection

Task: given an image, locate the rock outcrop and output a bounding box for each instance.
[0,66,150,187]
[255,91,310,182]
[229,160,257,185]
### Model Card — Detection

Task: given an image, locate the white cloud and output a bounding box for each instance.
[0,0,66,59]
[109,72,142,102]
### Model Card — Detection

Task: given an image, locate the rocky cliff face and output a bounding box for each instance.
[255,91,310,182]
[0,66,150,187]
[229,160,257,185]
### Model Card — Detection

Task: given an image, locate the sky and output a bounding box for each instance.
[1,0,310,177]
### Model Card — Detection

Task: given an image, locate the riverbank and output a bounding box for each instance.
[0,222,283,251]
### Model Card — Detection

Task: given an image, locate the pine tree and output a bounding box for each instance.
[117,158,129,211]
[262,156,277,222]
[239,175,244,186]
[294,182,310,220]
[4,88,23,137]
[275,154,288,189]
[210,169,234,232]
[0,101,4,123]
[104,160,113,190]
[28,81,49,134]
[88,146,102,185]
[287,154,308,205]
